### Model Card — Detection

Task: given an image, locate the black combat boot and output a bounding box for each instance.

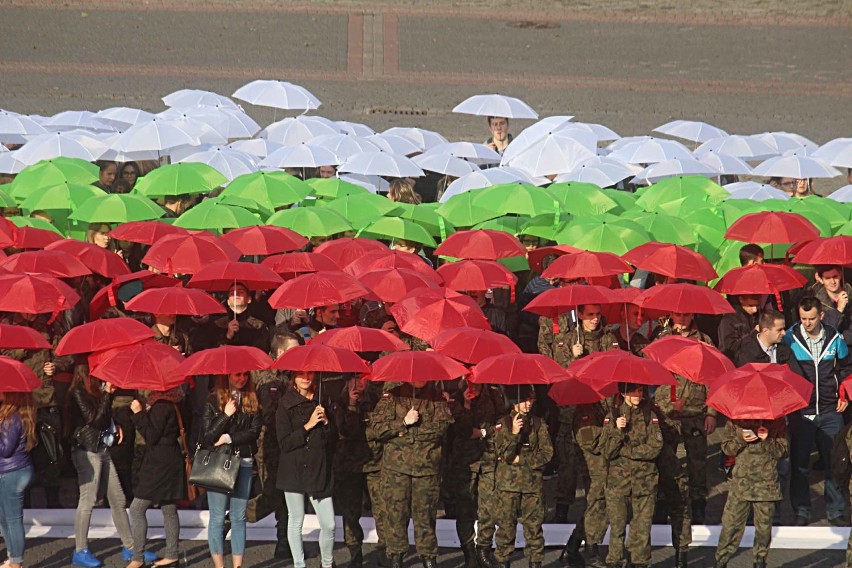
[391,553,404,568]
[753,561,766,568]
[559,526,585,567]
[462,543,477,568]
[551,504,570,523]
[348,546,363,568]
[585,544,606,568]
[673,549,688,568]
[475,545,497,568]
[376,548,392,568]
[691,498,707,524]
[421,556,438,568]
[274,523,293,561]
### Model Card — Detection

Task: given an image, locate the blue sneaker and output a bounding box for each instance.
[121,546,159,563]
[72,548,103,568]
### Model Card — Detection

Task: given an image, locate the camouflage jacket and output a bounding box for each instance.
[366,385,453,477]
[538,316,620,368]
[615,329,650,356]
[448,385,507,473]
[361,382,387,474]
[602,399,663,480]
[360,302,391,329]
[652,327,717,418]
[573,401,609,456]
[721,418,787,501]
[494,412,553,493]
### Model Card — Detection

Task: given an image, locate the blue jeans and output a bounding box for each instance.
[207,462,253,556]
[0,465,33,564]
[789,410,845,520]
[284,492,336,568]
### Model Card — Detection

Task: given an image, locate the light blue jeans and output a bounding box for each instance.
[0,465,33,564]
[207,463,253,555]
[284,492,336,568]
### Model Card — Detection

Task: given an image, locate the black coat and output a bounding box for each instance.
[68,388,114,453]
[734,333,802,373]
[131,401,186,503]
[276,388,336,498]
[200,393,262,457]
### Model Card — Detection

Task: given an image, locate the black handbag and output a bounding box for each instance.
[188,445,240,494]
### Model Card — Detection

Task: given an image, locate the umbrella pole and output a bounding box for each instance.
[624,304,630,352]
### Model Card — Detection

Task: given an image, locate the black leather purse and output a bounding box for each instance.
[188,445,240,494]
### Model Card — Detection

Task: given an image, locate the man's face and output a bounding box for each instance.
[761,318,786,345]
[317,305,340,326]
[746,255,765,266]
[227,285,251,311]
[624,304,641,329]
[799,307,824,334]
[488,117,509,141]
[739,295,761,315]
[274,338,300,359]
[819,269,843,294]
[579,305,601,331]
[671,312,694,331]
[520,235,539,252]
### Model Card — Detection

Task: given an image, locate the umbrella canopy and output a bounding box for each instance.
[621,210,697,246]
[714,264,808,296]
[220,225,307,255]
[541,251,632,281]
[271,344,370,374]
[0,357,42,392]
[570,350,677,391]
[554,218,651,256]
[135,162,227,198]
[124,287,227,316]
[652,119,728,143]
[452,94,538,120]
[622,242,718,281]
[526,244,583,273]
[390,288,490,342]
[108,220,188,245]
[313,237,389,268]
[430,327,521,365]
[70,194,166,224]
[0,323,52,350]
[55,318,155,356]
[311,326,410,352]
[707,363,813,420]
[471,183,561,218]
[267,207,353,238]
[358,217,438,248]
[549,375,616,406]
[12,226,64,249]
[173,202,261,232]
[470,353,569,384]
[366,351,469,383]
[635,283,735,315]
[308,177,371,199]
[7,158,96,196]
[19,181,105,213]
[261,143,340,169]
[725,211,820,244]
[90,340,186,391]
[261,252,340,280]
[88,270,181,321]
[642,335,735,386]
[187,261,283,291]
[222,171,313,210]
[0,273,80,315]
[338,152,425,178]
[232,79,321,111]
[437,260,516,292]
[344,250,441,283]
[523,285,616,322]
[173,345,273,377]
[44,240,130,278]
[0,250,91,278]
[792,236,852,267]
[142,233,242,275]
[435,229,526,261]
[752,154,840,179]
[268,270,368,309]
[0,218,17,249]
[359,267,441,303]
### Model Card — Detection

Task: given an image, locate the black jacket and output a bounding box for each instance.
[131,401,186,503]
[718,308,760,360]
[200,393,262,457]
[276,388,336,498]
[734,333,802,373]
[68,387,114,453]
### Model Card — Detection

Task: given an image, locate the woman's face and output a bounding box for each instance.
[228,372,249,390]
[100,164,117,186]
[293,372,316,392]
[121,165,139,186]
[92,230,110,249]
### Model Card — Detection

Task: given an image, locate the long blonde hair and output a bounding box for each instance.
[214,374,259,415]
[388,179,422,204]
[0,392,37,451]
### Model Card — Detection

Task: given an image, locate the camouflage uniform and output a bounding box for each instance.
[602,398,664,567]
[361,382,389,555]
[572,402,610,546]
[846,425,852,568]
[360,302,392,330]
[493,412,554,564]
[652,405,692,555]
[366,385,453,559]
[715,419,787,566]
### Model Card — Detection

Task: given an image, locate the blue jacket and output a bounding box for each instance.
[0,413,31,474]
[784,323,852,415]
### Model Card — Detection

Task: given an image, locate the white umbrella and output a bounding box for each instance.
[752,154,841,179]
[232,80,321,111]
[827,185,852,203]
[755,131,818,154]
[452,94,538,119]
[260,144,340,169]
[96,107,156,128]
[338,174,383,193]
[162,89,238,109]
[499,116,574,161]
[14,131,109,165]
[383,127,447,151]
[160,106,260,139]
[366,134,421,156]
[104,118,200,159]
[43,110,114,132]
[261,116,341,145]
[338,152,424,178]
[812,138,852,168]
[606,135,653,152]
[502,123,596,164]
[555,159,635,187]
[0,151,27,174]
[227,138,283,159]
[422,142,501,163]
[0,111,48,144]
[439,167,535,202]
[311,134,380,161]
[609,138,693,164]
[154,111,229,145]
[573,122,620,142]
[695,150,753,175]
[502,134,596,177]
[652,120,728,143]
[335,121,375,137]
[723,181,790,201]
[695,135,776,160]
[412,154,480,177]
[631,157,719,184]
[176,147,259,180]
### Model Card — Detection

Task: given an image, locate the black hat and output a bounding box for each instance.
[507,384,535,404]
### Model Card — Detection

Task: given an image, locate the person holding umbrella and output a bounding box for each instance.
[485,116,512,155]
[197,282,270,352]
[810,265,852,345]
[0,389,37,568]
[718,294,762,359]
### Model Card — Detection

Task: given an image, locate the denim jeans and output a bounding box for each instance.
[130,499,180,562]
[284,492,336,568]
[72,448,133,551]
[789,410,845,520]
[207,462,253,555]
[0,465,33,564]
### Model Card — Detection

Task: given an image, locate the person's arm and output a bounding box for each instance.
[201,401,230,447]
[131,403,169,445]
[0,417,23,458]
[537,317,554,360]
[527,419,554,469]
[720,421,749,456]
[366,397,406,443]
[277,401,309,453]
[229,411,262,446]
[764,419,788,460]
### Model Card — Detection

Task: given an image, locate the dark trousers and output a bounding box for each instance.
[789,410,844,520]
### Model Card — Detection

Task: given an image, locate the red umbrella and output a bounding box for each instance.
[221,225,308,255]
[88,270,181,320]
[390,288,490,342]
[366,351,469,383]
[437,260,517,293]
[570,350,677,391]
[0,249,92,278]
[713,264,808,301]
[0,356,42,392]
[90,340,186,391]
[470,353,570,384]
[14,226,63,250]
[124,287,226,316]
[434,229,526,260]
[187,261,283,291]
[542,250,633,280]
[314,238,389,268]
[262,252,341,280]
[271,344,370,374]
[0,324,52,350]
[527,244,583,274]
[268,270,368,309]
[724,211,820,244]
[635,283,735,315]
[44,239,130,278]
[549,375,617,406]
[792,236,852,267]
[359,268,440,303]
[311,326,410,352]
[0,218,17,249]
[0,273,80,314]
[642,335,735,386]
[344,250,441,283]
[142,233,242,275]
[707,363,813,420]
[430,327,520,365]
[622,242,717,282]
[173,345,273,377]
[55,318,155,356]
[109,221,189,246]
[523,285,615,319]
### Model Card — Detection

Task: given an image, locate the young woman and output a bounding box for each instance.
[201,373,261,568]
[277,371,336,568]
[127,387,187,568]
[387,178,422,204]
[0,392,37,568]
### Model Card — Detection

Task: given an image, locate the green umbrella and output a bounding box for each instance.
[222,171,313,210]
[69,194,166,224]
[601,188,639,215]
[684,206,729,262]
[546,182,619,216]
[620,209,696,246]
[267,207,353,238]
[7,215,65,235]
[212,194,273,220]
[358,217,437,248]
[308,178,371,199]
[135,163,227,197]
[650,195,717,218]
[19,182,106,213]
[835,219,852,236]
[8,157,99,202]
[174,202,261,232]
[437,190,500,227]
[719,199,764,224]
[759,197,849,232]
[0,189,15,208]
[322,193,395,230]
[554,218,650,255]
[521,213,573,241]
[472,215,530,235]
[636,175,729,211]
[386,203,455,239]
[472,183,562,217]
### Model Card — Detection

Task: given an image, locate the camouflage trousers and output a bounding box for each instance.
[579,450,608,545]
[657,443,692,550]
[555,416,579,507]
[675,415,709,501]
[366,470,387,550]
[447,467,497,547]
[716,496,776,565]
[334,471,366,548]
[606,471,658,565]
[381,470,440,557]
[494,490,545,563]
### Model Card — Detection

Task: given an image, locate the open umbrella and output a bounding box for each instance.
[0,357,42,392]
[124,287,227,316]
[724,211,820,244]
[142,233,242,275]
[311,326,410,352]
[0,273,80,315]
[554,218,651,256]
[0,324,52,350]
[90,340,186,391]
[390,288,490,342]
[359,268,440,303]
[642,336,735,386]
[268,270,368,309]
[571,350,677,392]
[652,120,728,143]
[622,242,717,282]
[0,218,17,249]
[271,344,370,374]
[108,220,188,245]
[541,251,632,281]
[0,250,91,278]
[232,80,321,111]
[714,264,808,296]
[344,250,441,283]
[267,207,353,238]
[792,236,852,267]
[55,318,155,356]
[357,217,437,248]
[338,152,425,178]
[526,244,582,273]
[221,225,307,256]
[173,202,261,232]
[435,229,525,261]
[437,260,516,293]
[707,363,813,420]
[430,327,520,365]
[549,374,617,406]
[261,252,340,280]
[308,177,371,199]
[44,239,130,278]
[313,238,389,268]
[19,182,105,214]
[70,194,166,224]
[173,345,273,377]
[187,261,283,291]
[366,351,469,383]
[470,353,569,384]
[223,171,313,210]
[88,271,181,321]
[452,94,538,120]
[523,285,615,319]
[635,283,735,315]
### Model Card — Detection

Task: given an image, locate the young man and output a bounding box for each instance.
[812,265,852,345]
[733,309,799,368]
[485,116,512,155]
[718,295,762,359]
